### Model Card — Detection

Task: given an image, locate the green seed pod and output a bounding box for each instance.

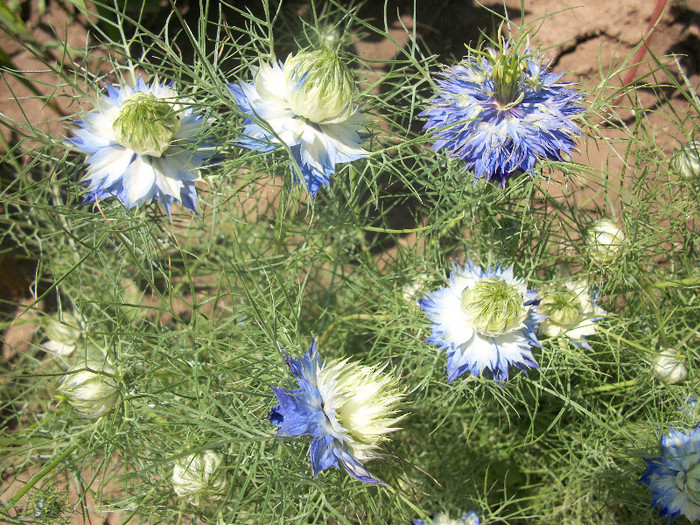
[461,276,527,336]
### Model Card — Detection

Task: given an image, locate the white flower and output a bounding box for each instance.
[172,450,228,507]
[584,219,627,262]
[70,77,215,213]
[652,348,688,384]
[419,260,543,382]
[229,50,367,196]
[57,360,119,417]
[538,279,606,348]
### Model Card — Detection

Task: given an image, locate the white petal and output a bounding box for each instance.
[84,146,134,187]
[124,156,156,206]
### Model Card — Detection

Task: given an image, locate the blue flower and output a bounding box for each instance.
[418,260,542,382]
[640,426,700,522]
[70,77,215,214]
[269,341,403,485]
[413,510,480,525]
[420,39,583,187]
[229,50,367,196]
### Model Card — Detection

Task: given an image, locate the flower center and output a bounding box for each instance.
[540,290,582,329]
[112,92,182,157]
[284,47,355,124]
[488,48,527,109]
[461,276,527,337]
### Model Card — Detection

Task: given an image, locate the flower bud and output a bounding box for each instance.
[172,451,228,507]
[284,47,355,124]
[461,276,527,336]
[584,219,626,263]
[670,141,700,181]
[112,90,183,157]
[652,348,687,384]
[57,361,119,417]
[42,310,83,356]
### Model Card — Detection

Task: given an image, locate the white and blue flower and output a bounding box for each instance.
[418,260,542,382]
[420,38,583,187]
[413,510,480,525]
[640,426,700,522]
[269,341,403,485]
[70,77,215,214]
[229,48,368,196]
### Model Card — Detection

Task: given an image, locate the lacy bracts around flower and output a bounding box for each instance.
[229,48,368,196]
[269,341,403,485]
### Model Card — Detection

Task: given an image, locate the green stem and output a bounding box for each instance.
[317,313,392,348]
[583,378,641,394]
[6,442,80,507]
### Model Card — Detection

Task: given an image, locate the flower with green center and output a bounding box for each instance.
[172,451,228,507]
[57,360,119,418]
[420,31,583,187]
[670,140,700,181]
[284,47,356,124]
[537,279,606,348]
[584,218,627,263]
[419,260,543,382]
[640,426,700,521]
[229,49,367,196]
[70,76,216,214]
[269,341,404,485]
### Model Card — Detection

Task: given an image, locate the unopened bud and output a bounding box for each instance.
[57,361,119,417]
[172,451,228,507]
[652,348,687,385]
[585,219,626,263]
[670,140,700,181]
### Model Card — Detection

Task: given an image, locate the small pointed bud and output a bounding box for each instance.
[172,451,228,507]
[652,348,687,385]
[112,91,183,157]
[284,47,356,124]
[57,361,119,417]
[670,140,700,181]
[585,219,626,263]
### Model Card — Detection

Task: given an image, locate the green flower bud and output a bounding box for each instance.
[585,219,626,263]
[57,361,119,417]
[461,276,527,336]
[539,289,582,331]
[172,451,228,507]
[42,310,83,356]
[284,47,355,124]
[670,141,700,181]
[652,348,687,385]
[112,91,183,157]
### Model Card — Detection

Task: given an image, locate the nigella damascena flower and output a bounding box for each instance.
[229,47,367,196]
[537,279,606,349]
[420,36,583,187]
[640,426,700,521]
[269,341,403,485]
[413,510,480,525]
[418,260,543,382]
[70,77,215,214]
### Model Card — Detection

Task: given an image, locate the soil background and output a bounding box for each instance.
[2,0,700,523]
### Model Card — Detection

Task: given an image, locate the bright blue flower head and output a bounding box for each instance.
[418,260,542,382]
[229,51,368,196]
[269,341,403,485]
[413,510,480,525]
[640,426,700,522]
[420,38,583,187]
[70,77,215,214]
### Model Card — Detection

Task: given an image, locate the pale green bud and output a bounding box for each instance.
[284,47,355,124]
[585,219,626,263]
[172,451,228,507]
[670,141,700,181]
[57,361,119,417]
[652,348,687,384]
[112,91,183,157]
[461,277,528,337]
[539,289,582,331]
[42,310,83,356]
